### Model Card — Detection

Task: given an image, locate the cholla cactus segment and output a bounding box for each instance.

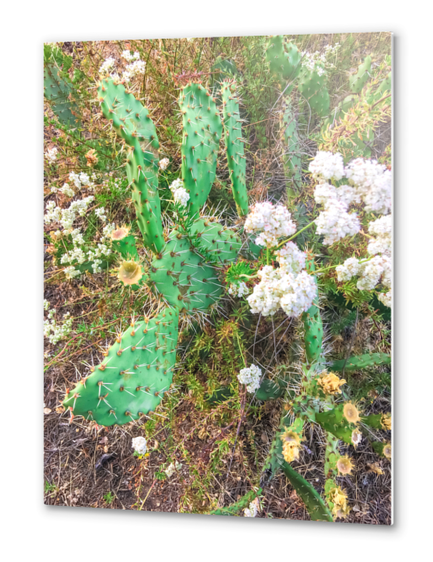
[179,83,222,217]
[132,436,147,455]
[221,81,249,215]
[63,308,179,426]
[244,201,296,248]
[309,151,345,181]
[237,364,262,393]
[318,372,346,395]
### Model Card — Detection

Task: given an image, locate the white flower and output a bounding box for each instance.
[356,256,387,291]
[244,202,296,248]
[159,158,169,171]
[45,147,58,163]
[228,282,249,298]
[165,461,182,477]
[367,215,392,257]
[279,271,317,318]
[244,501,258,517]
[95,207,107,222]
[169,179,189,206]
[238,364,262,393]
[336,257,361,282]
[63,266,81,279]
[314,199,360,245]
[99,57,116,75]
[132,436,147,455]
[276,242,306,275]
[345,158,391,215]
[309,151,344,181]
[121,50,140,62]
[378,290,391,308]
[122,60,146,82]
[44,309,73,345]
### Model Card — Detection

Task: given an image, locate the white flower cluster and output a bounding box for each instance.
[275,241,306,275]
[345,158,391,214]
[314,198,361,245]
[237,364,262,393]
[159,158,169,171]
[121,50,140,62]
[99,57,116,75]
[244,202,296,247]
[45,196,94,230]
[247,265,317,318]
[123,59,146,82]
[131,436,147,455]
[367,215,392,257]
[169,178,190,207]
[336,255,391,307]
[45,147,58,163]
[244,501,258,518]
[309,151,345,181]
[301,43,340,74]
[228,282,249,298]
[165,461,182,478]
[44,304,73,345]
[51,171,95,198]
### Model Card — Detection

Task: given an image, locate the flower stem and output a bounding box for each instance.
[277,219,316,248]
[235,330,247,368]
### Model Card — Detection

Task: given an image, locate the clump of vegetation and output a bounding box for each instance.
[44,33,391,523]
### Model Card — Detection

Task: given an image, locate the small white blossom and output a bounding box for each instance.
[244,501,258,517]
[367,215,392,257]
[336,257,361,282]
[165,461,182,477]
[45,147,58,163]
[276,242,306,275]
[44,309,73,345]
[122,60,146,82]
[314,199,360,245]
[244,202,296,248]
[228,282,249,298]
[345,158,391,214]
[378,290,391,308]
[99,57,116,75]
[121,50,140,62]
[131,436,147,455]
[169,179,189,207]
[159,158,169,171]
[63,266,81,279]
[238,364,262,393]
[95,207,107,222]
[309,151,345,181]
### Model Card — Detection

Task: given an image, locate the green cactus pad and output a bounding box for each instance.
[266,36,301,84]
[315,405,353,445]
[329,352,391,372]
[209,488,262,516]
[302,260,322,363]
[149,231,223,313]
[298,66,330,117]
[283,102,302,189]
[44,64,80,127]
[221,82,249,216]
[255,378,285,401]
[188,218,242,264]
[179,83,222,217]
[349,55,372,94]
[98,78,163,252]
[282,462,333,522]
[63,308,179,426]
[112,235,139,260]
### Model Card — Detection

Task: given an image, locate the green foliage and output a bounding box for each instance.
[179,83,222,218]
[329,353,391,372]
[303,260,323,363]
[281,462,333,522]
[221,82,249,215]
[209,488,262,516]
[283,102,302,194]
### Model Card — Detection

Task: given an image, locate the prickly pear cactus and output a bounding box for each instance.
[349,55,372,94]
[44,64,80,127]
[63,79,247,426]
[283,102,302,190]
[329,352,391,372]
[64,308,179,426]
[266,36,301,85]
[302,260,323,363]
[298,66,330,117]
[221,82,249,215]
[179,83,223,218]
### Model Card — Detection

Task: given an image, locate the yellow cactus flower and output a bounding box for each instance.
[383,442,391,460]
[318,371,346,395]
[329,486,350,519]
[281,430,302,464]
[381,414,391,431]
[336,455,354,475]
[118,260,142,286]
[111,225,130,241]
[343,402,361,424]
